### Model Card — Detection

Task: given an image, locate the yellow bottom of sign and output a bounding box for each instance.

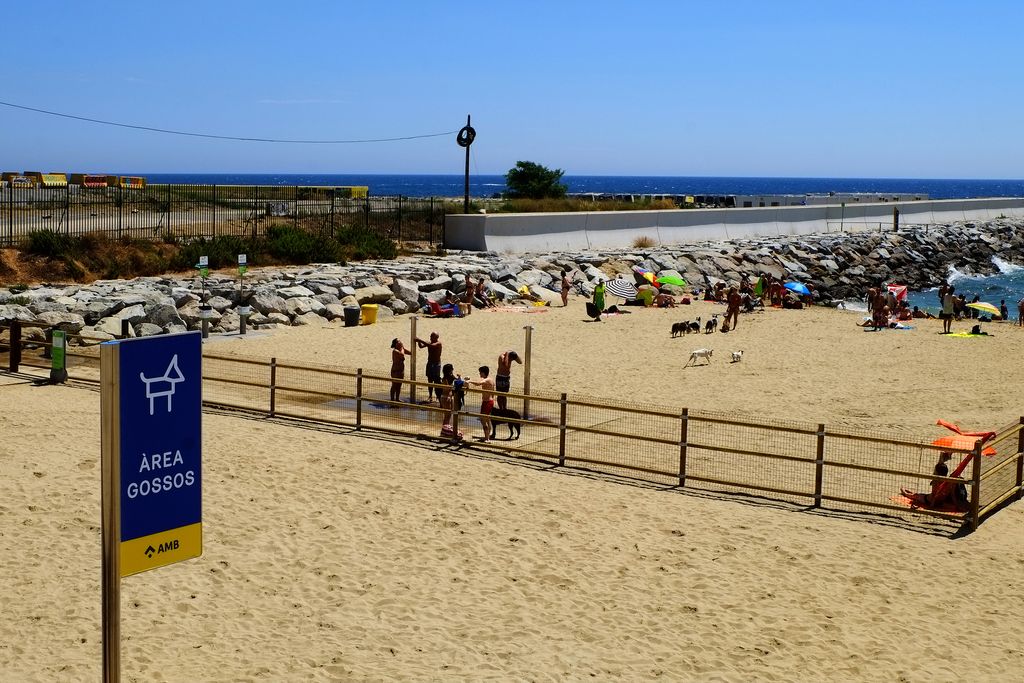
[121,523,203,577]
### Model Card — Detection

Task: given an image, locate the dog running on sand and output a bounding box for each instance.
[686,348,713,366]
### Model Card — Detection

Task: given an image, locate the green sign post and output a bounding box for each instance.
[50,329,68,384]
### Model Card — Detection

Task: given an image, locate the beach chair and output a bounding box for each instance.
[427,300,457,317]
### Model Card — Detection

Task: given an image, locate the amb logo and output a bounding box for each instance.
[144,539,180,558]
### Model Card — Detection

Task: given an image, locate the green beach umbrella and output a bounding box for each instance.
[655,274,687,287]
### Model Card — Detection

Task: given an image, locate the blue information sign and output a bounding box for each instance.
[115,332,202,575]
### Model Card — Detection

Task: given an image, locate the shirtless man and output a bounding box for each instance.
[467,366,495,441]
[725,287,741,330]
[389,338,411,404]
[415,332,443,402]
[495,350,522,410]
[560,270,572,307]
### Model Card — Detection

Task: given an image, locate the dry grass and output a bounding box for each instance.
[497,197,680,213]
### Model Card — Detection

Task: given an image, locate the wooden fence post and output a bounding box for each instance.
[813,423,826,508]
[269,357,277,417]
[1016,416,1024,500]
[678,408,688,487]
[971,441,983,530]
[9,321,22,372]
[558,393,567,467]
[355,369,363,430]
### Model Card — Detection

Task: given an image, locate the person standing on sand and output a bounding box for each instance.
[467,366,495,441]
[415,332,443,402]
[593,280,606,319]
[725,286,741,330]
[390,338,411,404]
[1018,297,1024,327]
[941,286,955,334]
[495,350,522,410]
[561,270,572,307]
[462,273,475,316]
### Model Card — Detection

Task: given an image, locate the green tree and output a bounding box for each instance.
[504,161,568,199]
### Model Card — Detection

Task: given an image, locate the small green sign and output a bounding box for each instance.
[239,265,248,276]
[199,267,209,278]
[52,330,66,370]
[50,330,68,384]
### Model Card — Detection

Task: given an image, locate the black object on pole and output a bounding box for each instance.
[456,114,476,213]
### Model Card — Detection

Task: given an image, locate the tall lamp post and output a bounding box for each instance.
[457,115,476,213]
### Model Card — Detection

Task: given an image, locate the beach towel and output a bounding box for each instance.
[488,306,550,314]
[947,332,990,338]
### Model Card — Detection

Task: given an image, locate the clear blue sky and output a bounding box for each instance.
[3,1,1022,178]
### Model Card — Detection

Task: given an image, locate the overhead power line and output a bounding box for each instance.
[0,99,457,144]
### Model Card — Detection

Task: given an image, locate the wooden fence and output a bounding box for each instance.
[3,320,1022,532]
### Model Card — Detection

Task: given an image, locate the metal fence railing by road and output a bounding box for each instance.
[4,322,1022,534]
[0,184,452,246]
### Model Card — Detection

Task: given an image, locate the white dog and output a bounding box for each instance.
[686,348,713,366]
[731,350,743,363]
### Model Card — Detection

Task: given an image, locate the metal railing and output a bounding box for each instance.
[0,184,451,246]
[3,321,1021,533]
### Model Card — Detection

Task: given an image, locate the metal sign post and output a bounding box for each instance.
[197,256,211,339]
[237,254,249,335]
[100,331,203,683]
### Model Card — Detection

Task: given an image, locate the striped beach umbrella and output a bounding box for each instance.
[605,278,639,300]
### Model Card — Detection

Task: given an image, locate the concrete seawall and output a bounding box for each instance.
[445,198,1024,252]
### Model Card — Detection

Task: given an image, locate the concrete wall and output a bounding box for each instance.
[445,198,1024,253]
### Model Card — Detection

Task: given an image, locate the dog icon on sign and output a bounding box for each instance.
[140,355,186,415]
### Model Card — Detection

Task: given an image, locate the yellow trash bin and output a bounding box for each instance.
[360,303,378,325]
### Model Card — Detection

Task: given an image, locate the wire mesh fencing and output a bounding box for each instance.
[0,184,450,246]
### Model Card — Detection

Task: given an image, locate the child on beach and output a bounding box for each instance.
[466,366,495,442]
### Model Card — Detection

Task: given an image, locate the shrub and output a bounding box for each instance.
[174,235,248,271]
[25,229,77,258]
[335,225,397,261]
[265,225,334,263]
[632,235,657,248]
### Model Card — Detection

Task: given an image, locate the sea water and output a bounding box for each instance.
[138,174,1024,201]
[905,257,1024,319]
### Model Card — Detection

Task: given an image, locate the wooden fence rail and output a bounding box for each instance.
[3,321,1023,531]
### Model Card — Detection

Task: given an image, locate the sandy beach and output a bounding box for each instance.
[3,295,1024,681]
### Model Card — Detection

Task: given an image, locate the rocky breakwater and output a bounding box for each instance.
[1,220,1022,344]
